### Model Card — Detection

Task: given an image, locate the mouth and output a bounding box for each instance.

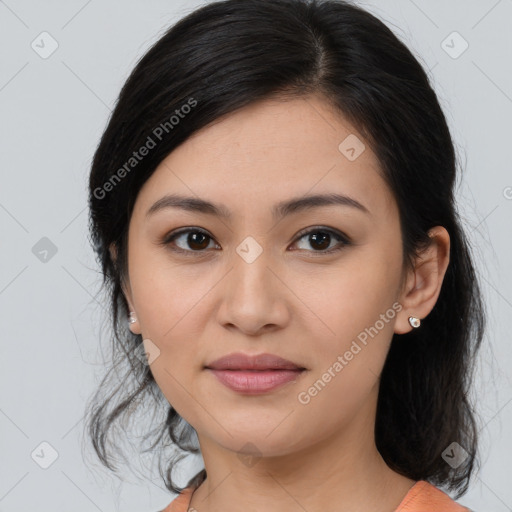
[204,352,307,394]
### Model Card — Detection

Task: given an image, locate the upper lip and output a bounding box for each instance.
[205,352,305,371]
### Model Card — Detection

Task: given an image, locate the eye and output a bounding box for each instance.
[290,226,350,255]
[161,226,350,256]
[162,228,219,255]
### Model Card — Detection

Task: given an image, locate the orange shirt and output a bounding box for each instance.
[161,480,471,511]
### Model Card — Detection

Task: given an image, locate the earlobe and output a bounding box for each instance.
[394,226,450,334]
[126,295,141,334]
[124,294,141,335]
[128,311,141,335]
[110,242,141,335]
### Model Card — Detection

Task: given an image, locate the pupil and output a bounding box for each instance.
[310,232,330,250]
[189,232,208,250]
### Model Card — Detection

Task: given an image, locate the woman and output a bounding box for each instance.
[85,0,485,510]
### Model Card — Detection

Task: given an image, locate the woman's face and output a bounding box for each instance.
[120,94,410,457]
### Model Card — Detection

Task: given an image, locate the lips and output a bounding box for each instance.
[205,352,305,371]
[207,368,305,394]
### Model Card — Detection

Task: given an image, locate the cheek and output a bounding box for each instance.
[134,276,210,375]
[300,251,402,377]
[128,253,216,413]
[129,241,212,339]
[138,299,206,424]
[294,268,400,425]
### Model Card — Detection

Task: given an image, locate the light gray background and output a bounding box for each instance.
[1,0,511,511]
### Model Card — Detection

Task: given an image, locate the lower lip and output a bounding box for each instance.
[206,369,305,394]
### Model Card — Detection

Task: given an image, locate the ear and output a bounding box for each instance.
[394,226,450,334]
[109,242,141,335]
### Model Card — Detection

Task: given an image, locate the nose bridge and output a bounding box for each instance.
[232,235,275,301]
[218,234,288,333]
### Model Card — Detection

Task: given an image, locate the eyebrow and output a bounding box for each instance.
[146,192,370,221]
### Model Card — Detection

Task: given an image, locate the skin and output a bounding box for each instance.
[111,93,450,512]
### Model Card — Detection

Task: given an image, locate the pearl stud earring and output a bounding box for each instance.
[408,316,421,328]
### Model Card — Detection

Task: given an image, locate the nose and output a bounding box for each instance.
[215,245,291,336]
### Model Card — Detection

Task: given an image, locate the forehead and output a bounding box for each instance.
[133,94,397,223]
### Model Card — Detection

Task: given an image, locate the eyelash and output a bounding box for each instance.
[160,226,351,257]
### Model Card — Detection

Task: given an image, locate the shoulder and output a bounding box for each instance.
[395,480,472,511]
[159,486,196,512]
[159,480,474,512]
